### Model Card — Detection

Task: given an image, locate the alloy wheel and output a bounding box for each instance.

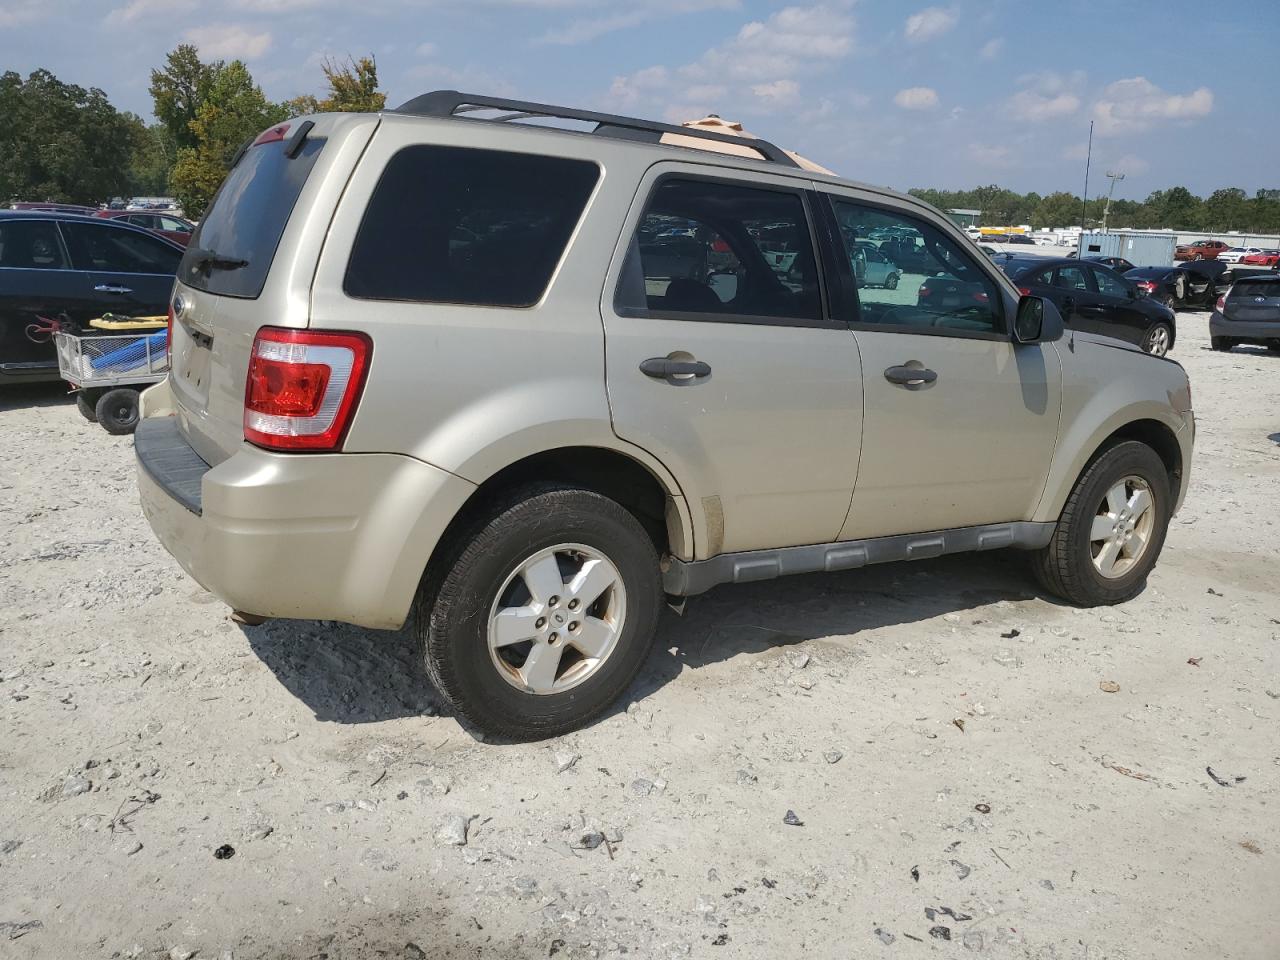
[1089,476,1155,579]
[487,543,627,694]
[1144,325,1170,356]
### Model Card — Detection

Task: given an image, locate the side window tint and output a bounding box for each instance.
[345,146,599,307]
[0,220,67,269]
[61,222,181,274]
[1053,265,1090,291]
[1092,267,1128,297]
[616,179,820,322]
[831,200,1002,334]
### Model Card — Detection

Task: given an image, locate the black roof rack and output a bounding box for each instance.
[393,90,801,169]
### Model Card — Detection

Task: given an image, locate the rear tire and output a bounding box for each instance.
[1142,322,1172,356]
[95,388,140,435]
[1211,336,1235,352]
[1031,441,1171,607]
[76,393,98,422]
[415,484,662,740]
[886,273,900,290]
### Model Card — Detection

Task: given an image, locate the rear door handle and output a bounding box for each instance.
[640,357,711,380]
[93,284,133,294]
[884,364,937,386]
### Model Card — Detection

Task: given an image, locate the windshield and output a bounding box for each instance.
[178,134,324,298]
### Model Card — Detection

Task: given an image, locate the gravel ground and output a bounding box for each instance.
[1,310,1277,960]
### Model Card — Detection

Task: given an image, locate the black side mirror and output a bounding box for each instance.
[1014,294,1064,344]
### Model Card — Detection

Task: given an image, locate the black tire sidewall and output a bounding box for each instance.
[1144,323,1170,354]
[95,388,140,435]
[1062,443,1171,603]
[424,487,661,738]
[76,393,98,422]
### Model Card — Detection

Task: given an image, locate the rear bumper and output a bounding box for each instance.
[136,414,476,629]
[1209,311,1280,341]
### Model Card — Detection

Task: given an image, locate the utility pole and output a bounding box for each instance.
[1102,171,1125,233]
[1081,120,1094,234]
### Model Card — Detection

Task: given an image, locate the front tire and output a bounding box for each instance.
[416,485,662,740]
[885,273,900,290]
[1142,322,1172,356]
[95,388,140,435]
[1032,441,1171,607]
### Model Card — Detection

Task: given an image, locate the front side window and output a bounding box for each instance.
[61,222,181,274]
[0,220,67,270]
[615,178,821,322]
[831,200,1002,334]
[345,146,599,307]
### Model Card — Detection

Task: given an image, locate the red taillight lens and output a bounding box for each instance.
[973,291,989,303]
[243,327,371,451]
[1017,287,1032,296]
[1215,294,1226,311]
[918,285,932,297]
[1136,281,1156,293]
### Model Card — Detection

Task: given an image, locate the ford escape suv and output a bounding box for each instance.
[135,92,1195,739]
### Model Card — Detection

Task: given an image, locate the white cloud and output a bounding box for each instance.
[1006,70,1083,121]
[904,6,956,43]
[894,86,938,110]
[106,0,194,24]
[608,3,855,116]
[183,24,274,60]
[1093,76,1213,135]
[969,143,1012,166]
[979,36,1003,60]
[752,79,800,106]
[415,41,437,57]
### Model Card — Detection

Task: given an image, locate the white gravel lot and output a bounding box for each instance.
[1,310,1277,960]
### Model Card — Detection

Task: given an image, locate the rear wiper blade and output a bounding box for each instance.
[187,247,248,272]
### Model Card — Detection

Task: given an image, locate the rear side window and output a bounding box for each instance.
[1232,281,1280,299]
[61,221,181,274]
[180,136,325,299]
[0,220,67,269]
[345,146,599,307]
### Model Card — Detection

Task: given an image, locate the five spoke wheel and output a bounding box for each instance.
[1089,476,1155,579]
[487,543,627,695]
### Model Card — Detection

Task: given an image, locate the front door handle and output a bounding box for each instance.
[93,284,133,294]
[884,364,937,386]
[640,357,712,380]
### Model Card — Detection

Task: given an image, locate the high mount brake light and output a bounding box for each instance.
[243,327,371,451]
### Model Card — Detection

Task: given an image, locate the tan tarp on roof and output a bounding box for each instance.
[658,115,835,175]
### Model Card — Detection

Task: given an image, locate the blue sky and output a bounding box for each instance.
[1,0,1269,199]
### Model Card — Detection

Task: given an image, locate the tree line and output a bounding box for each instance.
[0,49,385,219]
[908,184,1280,235]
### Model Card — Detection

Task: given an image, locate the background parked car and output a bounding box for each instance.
[1174,238,1229,261]
[1210,274,1280,353]
[1241,249,1280,267]
[996,255,1176,355]
[1124,261,1229,310]
[1083,255,1136,273]
[1218,246,1263,264]
[0,211,182,384]
[9,201,100,216]
[94,209,195,246]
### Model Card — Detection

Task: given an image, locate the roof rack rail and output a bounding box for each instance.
[393,90,801,168]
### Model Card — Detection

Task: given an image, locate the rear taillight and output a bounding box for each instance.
[918,285,932,297]
[243,327,371,451]
[973,291,989,303]
[1018,286,1032,296]
[1136,281,1157,293]
[1215,294,1226,312]
[165,305,174,361]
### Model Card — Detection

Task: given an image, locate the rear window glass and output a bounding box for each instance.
[344,146,600,307]
[179,136,324,299]
[1231,281,1280,299]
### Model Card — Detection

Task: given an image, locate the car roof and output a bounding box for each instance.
[0,209,186,248]
[1124,265,1172,275]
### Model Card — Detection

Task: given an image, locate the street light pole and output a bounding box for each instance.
[1102,171,1125,233]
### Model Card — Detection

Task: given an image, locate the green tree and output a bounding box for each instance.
[169,60,287,218]
[1032,191,1082,229]
[150,44,219,151]
[285,54,386,116]
[1202,187,1247,232]
[126,118,177,196]
[0,69,135,204]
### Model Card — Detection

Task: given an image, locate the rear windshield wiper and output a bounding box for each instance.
[187,247,249,273]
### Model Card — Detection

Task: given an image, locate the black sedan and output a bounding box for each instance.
[1123,261,1228,311]
[0,211,182,384]
[995,255,1177,355]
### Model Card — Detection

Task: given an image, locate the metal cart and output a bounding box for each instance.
[54,320,168,435]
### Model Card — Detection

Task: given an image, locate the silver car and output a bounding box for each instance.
[135,91,1195,739]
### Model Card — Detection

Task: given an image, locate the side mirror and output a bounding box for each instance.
[1013,294,1064,344]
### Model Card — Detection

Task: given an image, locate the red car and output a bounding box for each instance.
[94,209,195,246]
[1241,249,1280,267]
[1174,239,1229,261]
